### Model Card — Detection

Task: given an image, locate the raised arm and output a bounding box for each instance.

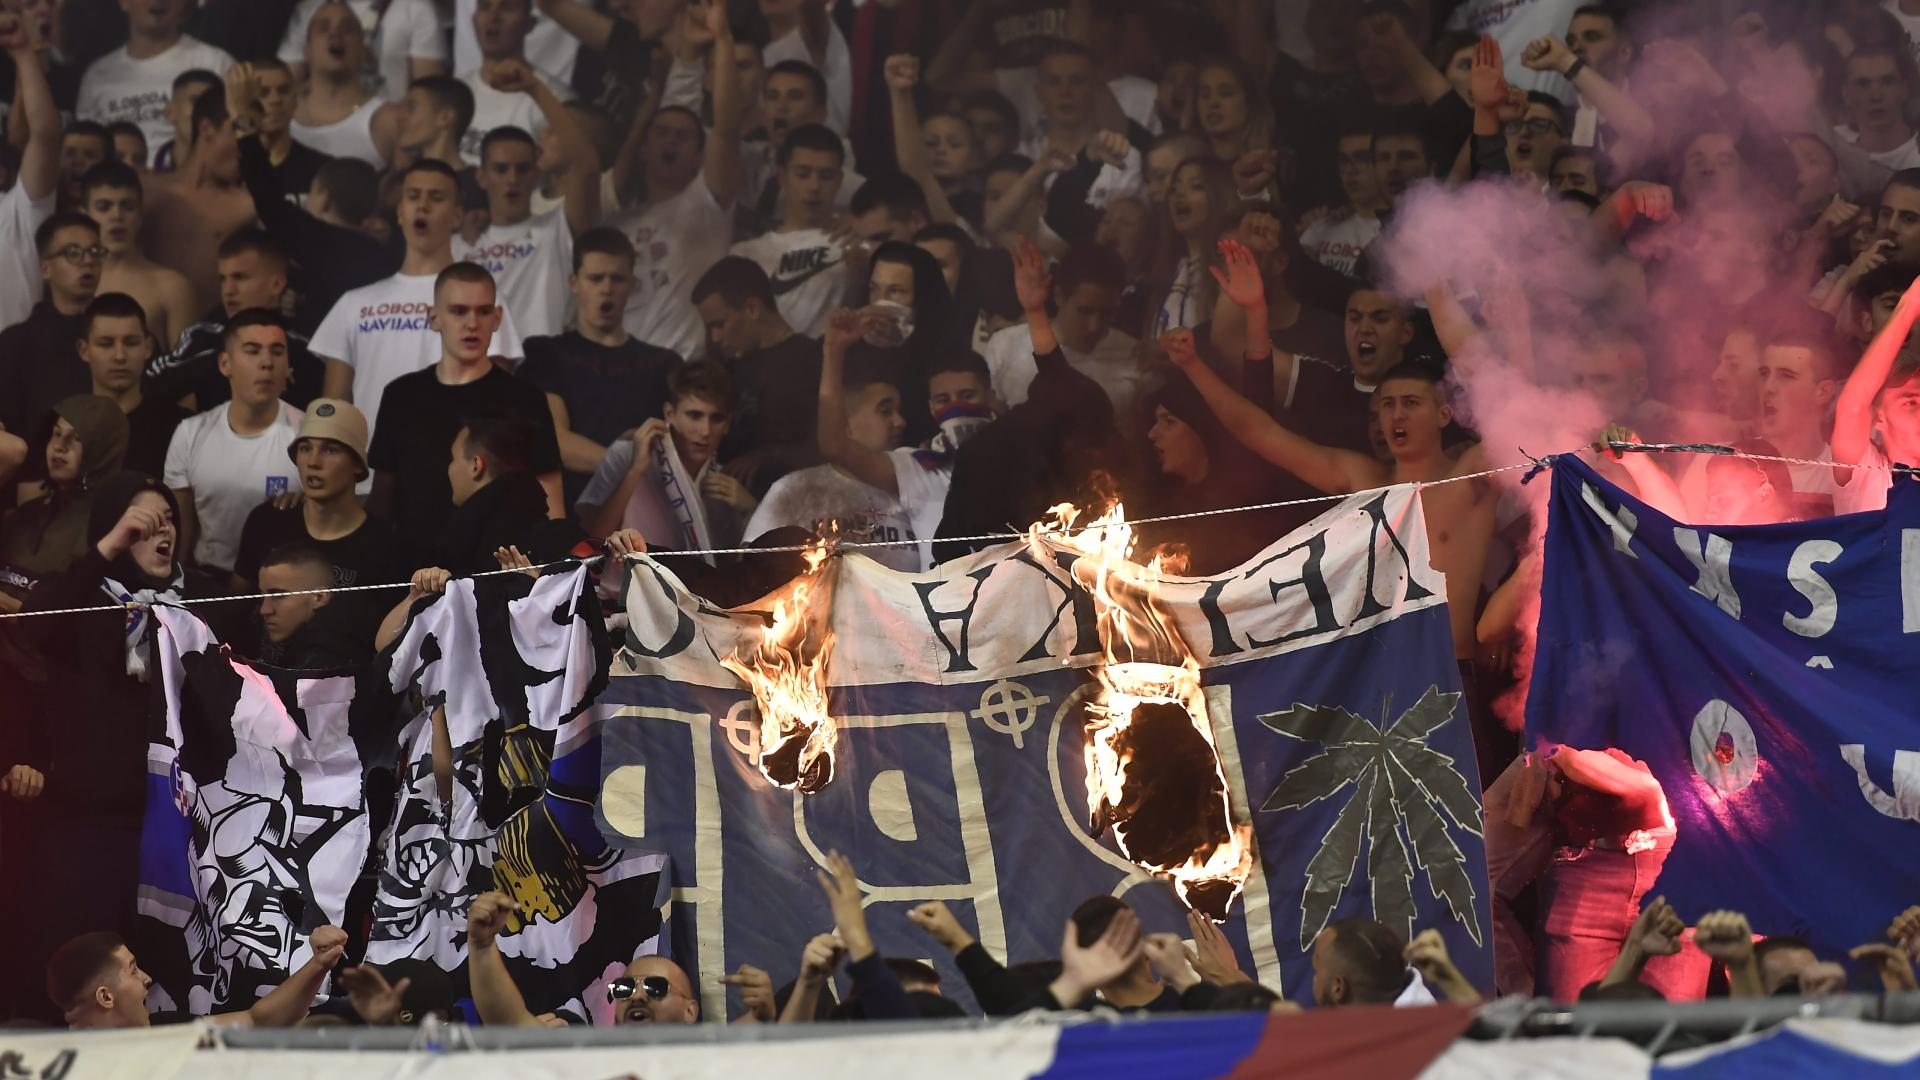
[1011,237,1058,355]
[466,891,545,1026]
[701,1,744,210]
[884,54,959,225]
[984,152,1071,239]
[1520,35,1656,148]
[7,16,57,202]
[816,309,899,494]
[1207,237,1298,406]
[490,59,603,233]
[1834,273,1920,471]
[1161,328,1371,494]
[231,925,347,1027]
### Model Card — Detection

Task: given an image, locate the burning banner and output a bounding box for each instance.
[598,486,1489,1018]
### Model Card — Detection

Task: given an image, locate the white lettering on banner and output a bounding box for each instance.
[1675,529,1741,618]
[869,769,919,842]
[1689,700,1758,796]
[1580,482,1638,557]
[1839,745,1920,822]
[1784,540,1842,639]
[1902,530,1920,633]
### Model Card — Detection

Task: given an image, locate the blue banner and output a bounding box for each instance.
[597,489,1489,1017]
[1529,456,1920,963]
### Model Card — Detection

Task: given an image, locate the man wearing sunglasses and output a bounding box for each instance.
[467,889,700,1025]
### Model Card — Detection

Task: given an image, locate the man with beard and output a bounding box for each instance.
[467,890,700,1025]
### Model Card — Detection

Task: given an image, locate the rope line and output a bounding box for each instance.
[0,444,1899,621]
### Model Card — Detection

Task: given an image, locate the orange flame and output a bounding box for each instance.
[721,541,839,794]
[1027,503,1255,920]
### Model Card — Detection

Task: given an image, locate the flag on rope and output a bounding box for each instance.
[1528,456,1920,966]
[597,488,1489,1019]
[137,566,662,1021]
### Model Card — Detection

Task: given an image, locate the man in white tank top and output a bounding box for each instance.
[288,1,404,169]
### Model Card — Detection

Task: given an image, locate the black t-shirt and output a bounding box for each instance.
[1270,305,1349,373]
[723,334,824,488]
[0,303,88,437]
[271,140,331,204]
[367,366,561,540]
[233,502,422,648]
[519,331,676,503]
[123,395,189,479]
[1287,357,1375,457]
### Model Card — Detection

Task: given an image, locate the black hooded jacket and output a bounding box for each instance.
[17,472,189,822]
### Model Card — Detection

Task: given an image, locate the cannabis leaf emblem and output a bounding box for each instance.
[1259,687,1484,950]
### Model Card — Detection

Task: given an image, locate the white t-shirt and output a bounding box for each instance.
[612,176,733,359]
[762,24,853,136]
[1887,1,1920,66]
[729,228,848,339]
[888,447,952,567]
[77,36,237,167]
[308,271,525,446]
[163,401,305,572]
[458,65,570,166]
[1152,256,1203,339]
[1833,440,1900,516]
[1837,126,1920,174]
[1300,213,1382,278]
[454,0,578,87]
[456,208,574,340]
[0,182,54,331]
[1445,0,1581,104]
[289,99,386,168]
[278,0,448,102]
[746,465,923,572]
[1787,442,1839,498]
[983,323,1150,432]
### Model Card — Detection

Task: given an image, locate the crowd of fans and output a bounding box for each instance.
[4,0,1920,1037]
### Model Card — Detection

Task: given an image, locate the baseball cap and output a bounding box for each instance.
[288,399,369,477]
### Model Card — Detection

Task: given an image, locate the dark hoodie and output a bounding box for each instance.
[436,471,586,576]
[0,395,130,604]
[19,471,186,821]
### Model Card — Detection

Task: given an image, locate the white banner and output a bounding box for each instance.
[0,1026,201,1080]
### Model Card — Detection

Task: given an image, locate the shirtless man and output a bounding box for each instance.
[1164,325,1497,663]
[80,161,196,348]
[141,90,259,317]
[287,2,404,169]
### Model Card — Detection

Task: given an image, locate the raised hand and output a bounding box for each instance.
[1088,130,1132,169]
[1159,327,1202,370]
[907,900,975,953]
[1,764,44,801]
[824,307,870,354]
[883,54,919,93]
[337,964,413,1025]
[1694,910,1756,965]
[1231,149,1278,195]
[467,890,521,952]
[1850,943,1919,993]
[1521,35,1576,74]
[1612,181,1676,224]
[484,57,538,96]
[1054,907,1144,1003]
[1186,909,1250,986]
[720,964,777,1021]
[1813,196,1863,238]
[307,924,348,969]
[493,545,538,577]
[96,501,168,560]
[1630,896,1685,956]
[1470,35,1509,111]
[814,851,873,959]
[1209,238,1266,311]
[1890,906,1920,960]
[1011,236,1052,314]
[797,932,846,983]
[0,10,26,55]
[1143,932,1200,991]
[1843,238,1895,285]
